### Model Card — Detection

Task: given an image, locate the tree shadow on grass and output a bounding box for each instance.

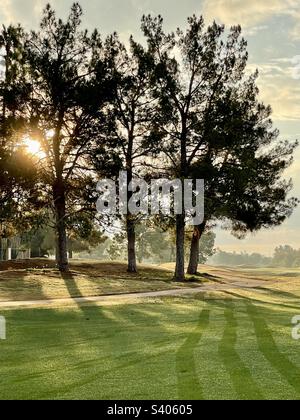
[220,290,300,396]
[218,301,264,400]
[246,301,300,396]
[52,272,178,399]
[60,271,96,317]
[223,289,300,312]
[255,286,300,303]
[176,309,210,400]
[21,303,177,400]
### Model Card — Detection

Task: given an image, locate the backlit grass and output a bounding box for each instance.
[0,275,299,400]
[0,259,205,302]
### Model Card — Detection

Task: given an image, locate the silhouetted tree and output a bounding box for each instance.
[24,3,114,271]
[142,15,298,280]
[100,34,163,272]
[0,25,37,237]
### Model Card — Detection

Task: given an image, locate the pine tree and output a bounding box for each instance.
[142,15,298,280]
[24,3,114,271]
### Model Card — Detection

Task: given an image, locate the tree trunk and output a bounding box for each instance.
[53,182,69,272]
[187,222,206,275]
[126,148,138,273]
[174,213,186,281]
[69,245,73,259]
[127,215,137,273]
[174,115,188,282]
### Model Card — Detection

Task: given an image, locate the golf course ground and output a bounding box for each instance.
[0,260,299,400]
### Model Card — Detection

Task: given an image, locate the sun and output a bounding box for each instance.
[26,139,41,155]
[23,137,45,157]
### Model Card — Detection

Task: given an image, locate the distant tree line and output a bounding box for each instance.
[211,245,300,268]
[273,245,300,268]
[28,223,216,266]
[210,250,272,267]
[0,3,298,280]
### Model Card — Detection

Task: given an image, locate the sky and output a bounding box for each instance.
[1,0,300,256]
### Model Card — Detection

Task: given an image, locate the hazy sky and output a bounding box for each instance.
[1,0,300,255]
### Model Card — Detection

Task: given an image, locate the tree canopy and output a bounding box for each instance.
[0,4,298,278]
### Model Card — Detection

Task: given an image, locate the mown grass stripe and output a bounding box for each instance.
[219,301,264,400]
[246,301,300,398]
[176,309,210,400]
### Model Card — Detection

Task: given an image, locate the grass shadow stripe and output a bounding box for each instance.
[247,301,300,397]
[176,309,210,400]
[219,302,264,400]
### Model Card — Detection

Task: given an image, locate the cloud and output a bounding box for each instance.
[0,0,13,22]
[243,25,269,37]
[0,0,45,28]
[246,61,300,121]
[260,82,300,121]
[272,56,300,80]
[215,224,300,255]
[202,0,300,39]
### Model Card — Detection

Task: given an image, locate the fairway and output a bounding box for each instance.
[0,0,299,404]
[0,268,300,400]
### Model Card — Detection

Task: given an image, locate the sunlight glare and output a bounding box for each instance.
[46,129,55,139]
[24,137,43,156]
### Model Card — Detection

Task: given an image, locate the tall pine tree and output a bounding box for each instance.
[142,15,298,280]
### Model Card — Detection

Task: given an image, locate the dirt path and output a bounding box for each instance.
[0,277,275,309]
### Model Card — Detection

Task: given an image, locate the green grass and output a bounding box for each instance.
[0,259,205,302]
[1,278,300,400]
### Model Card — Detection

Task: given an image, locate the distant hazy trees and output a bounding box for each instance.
[105,225,174,264]
[77,224,216,266]
[273,245,300,268]
[211,246,300,268]
[211,250,272,267]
